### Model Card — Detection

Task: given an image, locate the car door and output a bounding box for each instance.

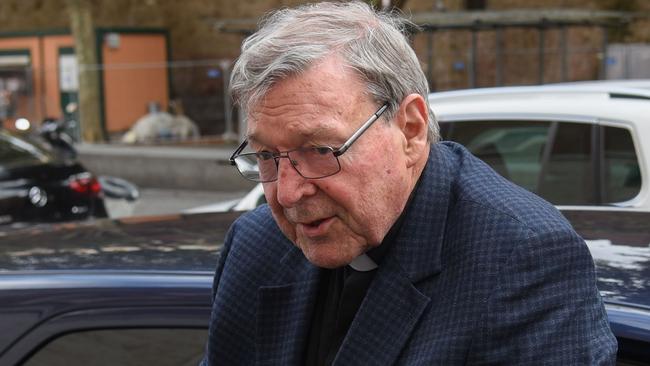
[1,305,211,366]
[0,271,214,366]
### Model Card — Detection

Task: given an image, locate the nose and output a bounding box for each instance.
[275,157,316,207]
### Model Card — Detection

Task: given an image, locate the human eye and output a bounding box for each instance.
[296,145,329,155]
[314,146,333,155]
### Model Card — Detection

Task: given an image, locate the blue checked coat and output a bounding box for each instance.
[203,142,617,365]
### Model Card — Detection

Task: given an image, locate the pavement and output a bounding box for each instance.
[76,142,257,193]
[104,188,248,218]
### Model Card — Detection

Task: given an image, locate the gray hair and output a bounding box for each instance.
[230,1,438,142]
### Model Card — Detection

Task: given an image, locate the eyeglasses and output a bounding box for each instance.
[230,103,389,182]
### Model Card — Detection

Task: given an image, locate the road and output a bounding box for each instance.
[104,188,249,218]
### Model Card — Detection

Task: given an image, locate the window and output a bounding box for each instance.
[603,126,640,203]
[441,120,641,206]
[443,120,550,192]
[0,130,51,167]
[537,122,594,205]
[22,328,206,366]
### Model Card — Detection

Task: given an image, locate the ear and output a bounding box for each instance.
[394,94,429,168]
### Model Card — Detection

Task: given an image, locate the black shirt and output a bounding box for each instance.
[304,204,410,366]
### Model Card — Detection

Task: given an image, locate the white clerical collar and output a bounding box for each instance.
[348,253,378,272]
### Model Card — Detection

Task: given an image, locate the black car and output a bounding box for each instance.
[0,210,648,365]
[0,212,238,366]
[0,129,107,225]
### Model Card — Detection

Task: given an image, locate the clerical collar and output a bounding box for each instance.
[347,177,422,273]
[349,254,378,272]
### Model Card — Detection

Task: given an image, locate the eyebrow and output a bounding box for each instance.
[247,123,339,149]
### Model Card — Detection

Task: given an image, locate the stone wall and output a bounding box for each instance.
[1,0,648,133]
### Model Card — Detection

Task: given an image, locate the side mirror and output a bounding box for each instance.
[98,176,140,202]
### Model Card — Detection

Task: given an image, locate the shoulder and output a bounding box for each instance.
[437,141,573,236]
[220,204,295,284]
[229,204,289,249]
[431,142,585,273]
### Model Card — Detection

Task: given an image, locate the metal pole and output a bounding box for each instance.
[538,24,545,84]
[219,59,236,141]
[427,29,436,91]
[624,44,630,79]
[470,27,477,88]
[600,26,609,80]
[560,26,568,82]
[237,105,246,143]
[496,27,503,86]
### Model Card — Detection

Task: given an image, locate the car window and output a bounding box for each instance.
[603,126,640,203]
[21,328,206,366]
[537,122,594,205]
[441,120,641,206]
[443,120,551,192]
[0,130,50,168]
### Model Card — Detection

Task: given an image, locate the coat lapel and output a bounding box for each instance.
[333,260,431,365]
[256,246,321,365]
[334,143,458,365]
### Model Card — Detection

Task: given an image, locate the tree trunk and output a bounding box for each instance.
[66,0,105,142]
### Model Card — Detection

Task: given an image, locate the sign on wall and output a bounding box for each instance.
[59,54,79,92]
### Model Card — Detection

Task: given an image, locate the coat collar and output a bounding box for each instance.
[387,142,456,283]
[332,143,457,364]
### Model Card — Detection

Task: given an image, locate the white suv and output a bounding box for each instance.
[192,80,650,213]
[432,81,649,211]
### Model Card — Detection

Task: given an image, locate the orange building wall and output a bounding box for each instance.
[0,37,44,127]
[102,33,169,132]
[42,35,74,119]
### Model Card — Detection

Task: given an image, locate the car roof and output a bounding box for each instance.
[430,79,650,99]
[0,212,241,273]
[429,83,650,123]
[548,78,650,91]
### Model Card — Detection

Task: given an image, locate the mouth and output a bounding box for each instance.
[297,216,335,238]
[306,218,326,227]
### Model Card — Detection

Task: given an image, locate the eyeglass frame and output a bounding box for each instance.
[229,103,389,182]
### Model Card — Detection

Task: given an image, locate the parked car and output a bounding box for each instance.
[0,211,239,366]
[194,80,650,213]
[0,129,108,225]
[0,210,648,365]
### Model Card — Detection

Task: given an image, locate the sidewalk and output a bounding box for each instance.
[76,143,256,192]
[104,188,248,218]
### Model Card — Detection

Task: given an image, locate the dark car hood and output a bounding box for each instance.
[562,209,650,308]
[587,238,650,305]
[1,209,649,309]
[0,212,242,272]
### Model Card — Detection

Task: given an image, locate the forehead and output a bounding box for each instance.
[246,57,370,146]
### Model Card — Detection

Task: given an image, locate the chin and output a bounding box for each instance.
[298,239,360,269]
[305,255,350,269]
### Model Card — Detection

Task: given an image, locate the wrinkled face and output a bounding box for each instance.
[247,57,417,268]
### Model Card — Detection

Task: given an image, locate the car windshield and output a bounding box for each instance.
[0,130,51,168]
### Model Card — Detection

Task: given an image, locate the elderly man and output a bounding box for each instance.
[203,2,616,365]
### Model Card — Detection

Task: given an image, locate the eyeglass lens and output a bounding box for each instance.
[234,146,340,182]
